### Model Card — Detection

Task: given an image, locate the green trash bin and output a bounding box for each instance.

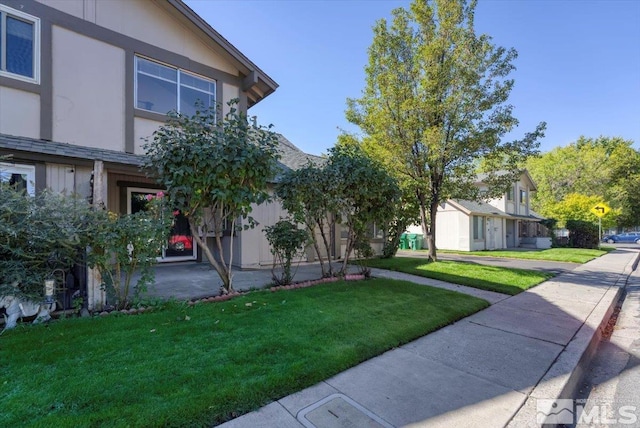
[415,234,424,250]
[407,233,418,250]
[399,233,409,250]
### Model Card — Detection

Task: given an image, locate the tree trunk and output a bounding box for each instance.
[190,221,233,293]
[427,199,439,262]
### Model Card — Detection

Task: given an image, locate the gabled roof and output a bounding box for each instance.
[276,134,324,171]
[167,0,278,107]
[448,199,543,221]
[475,170,538,191]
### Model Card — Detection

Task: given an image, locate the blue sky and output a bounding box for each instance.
[186,0,640,156]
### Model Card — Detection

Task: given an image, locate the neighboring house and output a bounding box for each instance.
[407,170,551,251]
[0,0,308,308]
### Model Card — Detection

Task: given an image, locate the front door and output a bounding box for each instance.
[127,187,197,262]
[487,217,496,250]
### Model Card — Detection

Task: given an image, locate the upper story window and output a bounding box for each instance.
[135,56,216,117]
[507,187,514,201]
[0,162,35,195]
[0,4,40,83]
[519,189,527,204]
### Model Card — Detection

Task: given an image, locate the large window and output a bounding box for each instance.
[519,189,527,204]
[135,56,215,116]
[0,162,35,195]
[0,4,40,82]
[473,216,484,240]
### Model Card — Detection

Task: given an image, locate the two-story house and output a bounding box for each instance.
[0,0,317,308]
[407,170,550,251]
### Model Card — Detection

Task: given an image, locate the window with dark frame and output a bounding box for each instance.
[520,189,527,204]
[135,56,216,116]
[0,4,39,81]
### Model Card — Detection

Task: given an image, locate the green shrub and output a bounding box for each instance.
[264,219,309,285]
[567,220,599,249]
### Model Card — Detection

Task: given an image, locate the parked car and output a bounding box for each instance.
[604,232,640,244]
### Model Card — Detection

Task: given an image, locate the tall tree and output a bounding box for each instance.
[526,136,639,229]
[347,0,544,261]
[144,101,280,293]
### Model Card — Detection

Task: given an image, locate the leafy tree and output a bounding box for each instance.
[87,194,172,310]
[346,0,544,261]
[143,101,281,293]
[546,193,617,229]
[263,219,310,285]
[276,142,400,276]
[275,162,337,277]
[527,136,639,229]
[326,142,401,273]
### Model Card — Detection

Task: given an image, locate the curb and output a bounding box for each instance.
[507,251,640,427]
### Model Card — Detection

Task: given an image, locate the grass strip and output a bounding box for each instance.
[0,279,488,427]
[360,258,554,295]
[434,248,610,263]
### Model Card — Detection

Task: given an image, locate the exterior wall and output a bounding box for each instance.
[0,87,40,138]
[2,0,248,156]
[45,163,92,197]
[435,203,469,251]
[52,26,125,150]
[133,117,163,155]
[36,0,239,76]
[238,194,291,269]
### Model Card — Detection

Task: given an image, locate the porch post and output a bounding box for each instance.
[87,160,106,311]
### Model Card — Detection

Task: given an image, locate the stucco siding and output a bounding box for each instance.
[35,0,84,19]
[52,26,125,151]
[94,0,238,75]
[222,82,241,115]
[133,117,163,155]
[0,87,40,139]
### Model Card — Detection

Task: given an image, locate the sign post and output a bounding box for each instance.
[590,203,611,247]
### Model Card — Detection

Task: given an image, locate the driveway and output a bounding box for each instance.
[396,249,579,275]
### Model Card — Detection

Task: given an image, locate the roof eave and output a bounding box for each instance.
[166,0,279,105]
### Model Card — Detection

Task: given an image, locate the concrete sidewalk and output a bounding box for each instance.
[217,248,639,428]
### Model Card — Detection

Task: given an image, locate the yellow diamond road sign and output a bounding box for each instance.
[591,203,611,218]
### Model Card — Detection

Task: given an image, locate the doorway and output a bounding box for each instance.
[127,187,197,262]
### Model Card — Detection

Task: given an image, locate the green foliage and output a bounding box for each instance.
[347,0,545,260]
[547,193,616,229]
[143,100,281,293]
[0,187,93,300]
[275,161,336,277]
[87,194,172,310]
[276,143,401,276]
[566,220,599,249]
[326,143,401,273]
[527,136,639,228]
[263,219,310,285]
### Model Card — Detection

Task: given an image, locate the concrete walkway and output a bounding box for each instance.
[217,248,639,428]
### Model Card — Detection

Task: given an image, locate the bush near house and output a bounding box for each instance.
[567,220,599,249]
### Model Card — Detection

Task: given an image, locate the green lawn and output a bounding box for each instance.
[436,248,610,263]
[361,258,554,295]
[0,279,488,427]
